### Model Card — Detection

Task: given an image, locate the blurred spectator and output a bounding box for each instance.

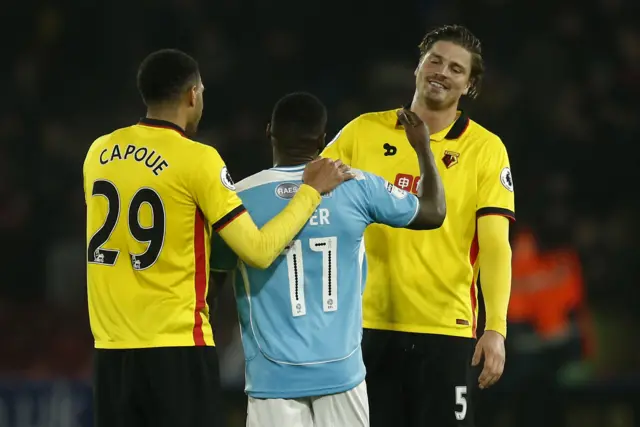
[478,228,592,427]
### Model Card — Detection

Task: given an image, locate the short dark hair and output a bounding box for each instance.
[270,92,327,146]
[419,25,484,99]
[136,49,200,106]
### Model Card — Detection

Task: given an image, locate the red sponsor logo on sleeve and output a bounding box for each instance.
[394,173,420,195]
[394,174,413,190]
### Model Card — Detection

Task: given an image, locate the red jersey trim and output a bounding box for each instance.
[213,205,247,232]
[137,118,187,137]
[477,207,516,222]
[469,229,480,338]
[192,208,207,346]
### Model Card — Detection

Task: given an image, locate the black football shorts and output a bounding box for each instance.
[93,346,224,427]
[363,328,478,427]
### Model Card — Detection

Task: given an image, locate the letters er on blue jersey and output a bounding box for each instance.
[211,93,446,427]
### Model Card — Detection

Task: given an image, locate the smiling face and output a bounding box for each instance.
[415,41,473,110]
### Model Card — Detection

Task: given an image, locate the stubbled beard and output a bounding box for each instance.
[423,91,458,111]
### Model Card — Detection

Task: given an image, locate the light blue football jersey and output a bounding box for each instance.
[210,163,419,398]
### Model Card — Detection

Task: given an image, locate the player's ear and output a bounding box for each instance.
[266,123,272,139]
[415,56,424,76]
[189,85,198,107]
[463,78,472,96]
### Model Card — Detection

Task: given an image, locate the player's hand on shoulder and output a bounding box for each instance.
[396,108,430,152]
[472,330,506,389]
[303,158,354,194]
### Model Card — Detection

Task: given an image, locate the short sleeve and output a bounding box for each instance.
[476,137,515,221]
[321,118,359,165]
[210,231,238,272]
[365,172,420,227]
[191,145,246,231]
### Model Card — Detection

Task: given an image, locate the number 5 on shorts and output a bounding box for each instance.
[455,386,467,421]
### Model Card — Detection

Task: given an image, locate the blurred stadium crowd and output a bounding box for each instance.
[1,0,639,425]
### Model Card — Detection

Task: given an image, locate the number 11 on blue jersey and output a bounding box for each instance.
[285,236,338,317]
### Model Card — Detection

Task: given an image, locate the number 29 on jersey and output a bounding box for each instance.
[87,179,166,271]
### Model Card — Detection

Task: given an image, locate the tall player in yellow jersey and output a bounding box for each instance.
[84,49,352,427]
[323,26,514,426]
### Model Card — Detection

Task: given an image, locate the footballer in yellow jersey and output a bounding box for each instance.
[323,26,514,427]
[86,49,352,427]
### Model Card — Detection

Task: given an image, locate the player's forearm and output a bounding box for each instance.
[477,215,512,337]
[218,184,321,269]
[408,144,446,230]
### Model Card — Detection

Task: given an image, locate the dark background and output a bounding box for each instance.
[1,0,639,426]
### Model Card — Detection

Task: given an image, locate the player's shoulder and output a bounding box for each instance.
[87,126,131,149]
[84,127,127,164]
[351,109,398,129]
[87,124,205,152]
[347,167,368,181]
[86,133,111,157]
[187,139,224,159]
[340,168,378,196]
[166,136,227,169]
[326,110,398,152]
[235,170,275,193]
[465,118,506,152]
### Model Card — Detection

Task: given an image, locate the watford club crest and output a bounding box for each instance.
[442,150,460,168]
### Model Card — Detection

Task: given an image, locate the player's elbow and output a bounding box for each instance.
[240,246,281,269]
[423,204,447,229]
[240,254,272,269]
[409,202,446,230]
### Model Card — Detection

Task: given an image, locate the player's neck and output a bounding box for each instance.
[273,157,314,168]
[145,109,188,132]
[273,150,316,168]
[410,95,459,135]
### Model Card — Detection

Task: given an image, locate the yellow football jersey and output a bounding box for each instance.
[84,118,245,349]
[323,109,515,338]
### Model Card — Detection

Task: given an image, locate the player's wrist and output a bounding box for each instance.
[297,183,322,201]
[484,328,506,340]
[414,142,433,158]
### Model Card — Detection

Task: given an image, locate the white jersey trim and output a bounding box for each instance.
[236,169,304,193]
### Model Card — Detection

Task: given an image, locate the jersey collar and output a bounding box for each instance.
[395,106,470,141]
[271,164,306,172]
[137,118,186,137]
